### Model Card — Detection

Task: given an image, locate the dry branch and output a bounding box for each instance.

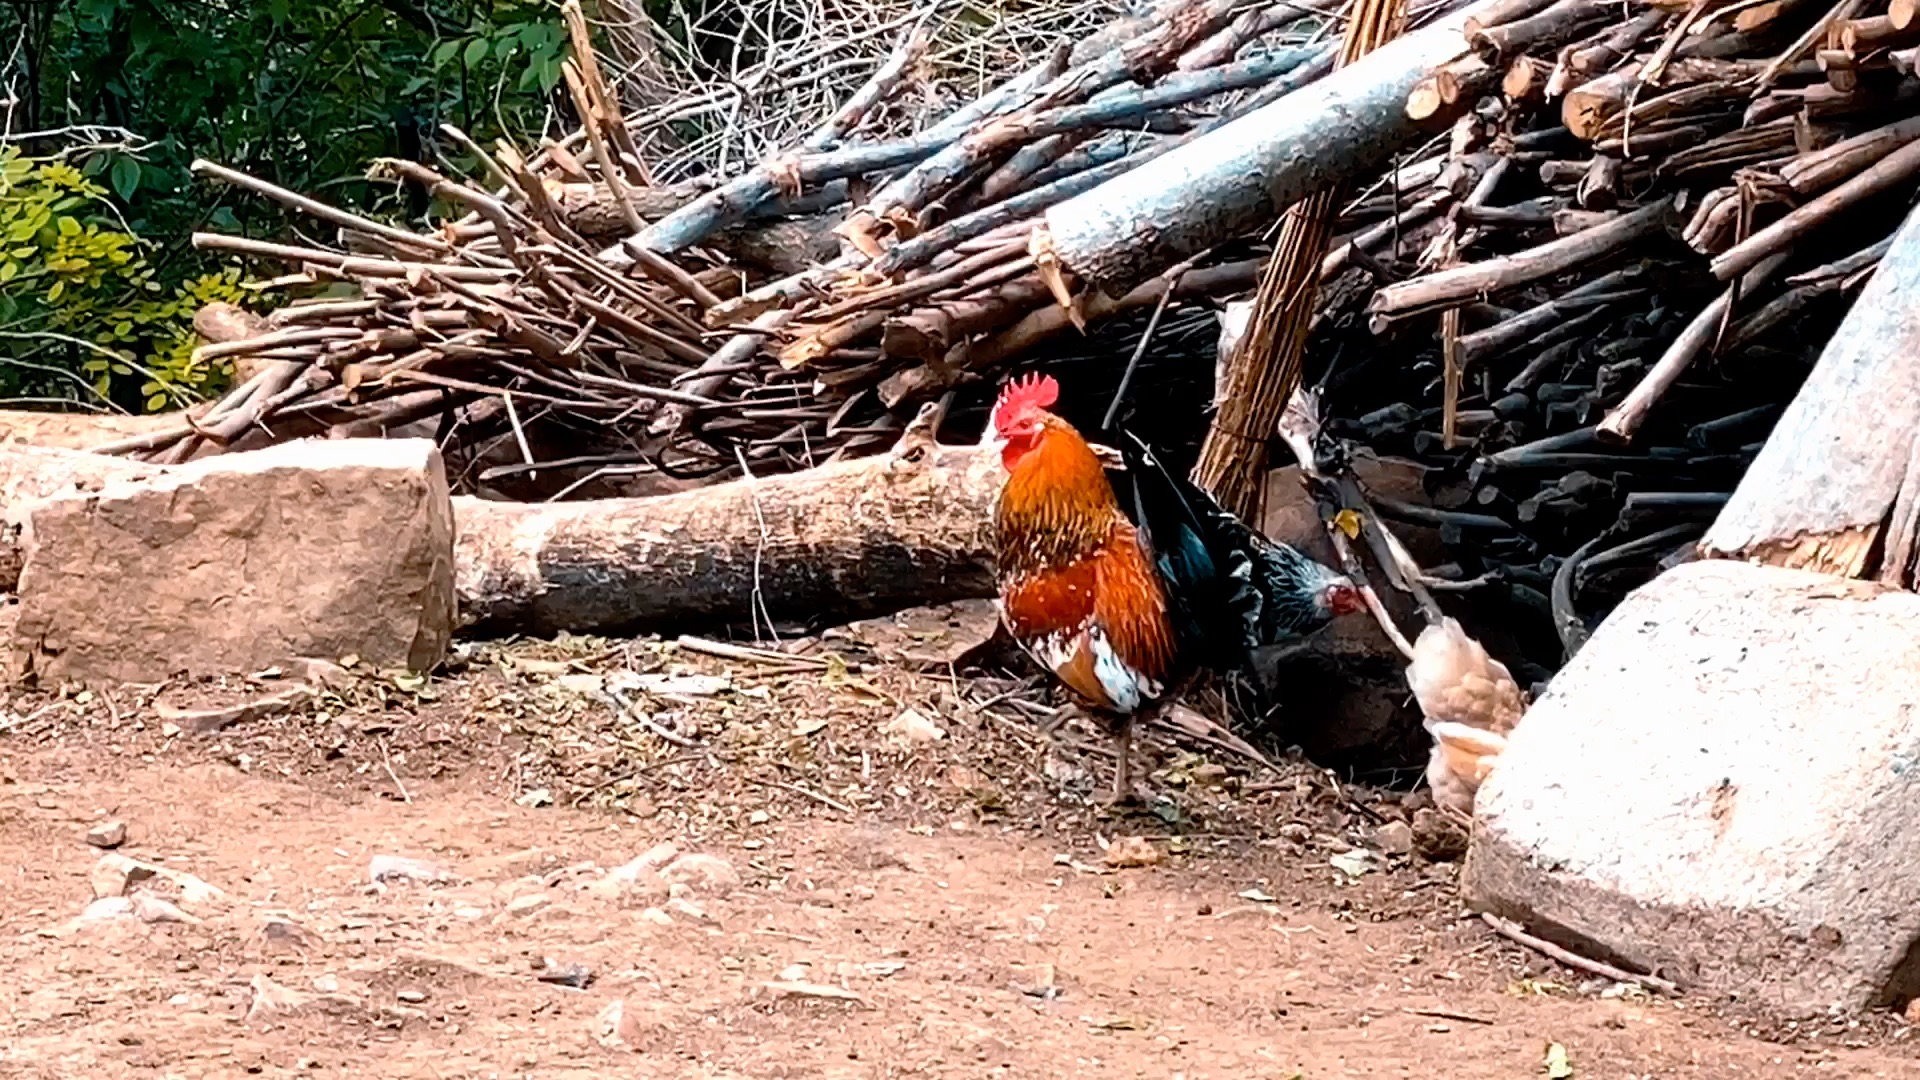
[1369,197,1679,320]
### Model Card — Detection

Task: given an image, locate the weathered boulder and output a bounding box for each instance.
[0,446,171,591]
[10,438,455,684]
[1463,560,1920,1016]
[0,409,187,452]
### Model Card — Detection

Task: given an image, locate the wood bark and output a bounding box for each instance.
[1036,0,1506,294]
[1698,200,1920,579]
[1190,0,1412,522]
[453,406,1003,636]
[1369,196,1678,319]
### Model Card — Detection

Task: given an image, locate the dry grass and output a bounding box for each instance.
[592,0,1138,180]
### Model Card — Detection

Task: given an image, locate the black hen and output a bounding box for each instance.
[1111,427,1365,675]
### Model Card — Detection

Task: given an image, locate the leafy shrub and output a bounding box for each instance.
[1,147,255,412]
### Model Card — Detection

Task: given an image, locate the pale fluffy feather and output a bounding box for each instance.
[1407,617,1525,736]
[1406,618,1526,815]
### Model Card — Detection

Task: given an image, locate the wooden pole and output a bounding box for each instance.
[1698,200,1920,582]
[1187,0,1413,520]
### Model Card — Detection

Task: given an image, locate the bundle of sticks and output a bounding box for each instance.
[102,0,1374,486]
[93,0,1918,655]
[1294,0,1917,667]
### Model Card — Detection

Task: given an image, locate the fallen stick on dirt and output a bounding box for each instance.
[1480,913,1682,995]
[756,981,875,1008]
[452,404,1002,636]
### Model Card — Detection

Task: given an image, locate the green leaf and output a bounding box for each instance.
[145,392,170,412]
[520,21,555,51]
[537,53,564,93]
[462,37,490,68]
[431,39,461,70]
[401,74,431,96]
[56,216,81,237]
[109,157,141,201]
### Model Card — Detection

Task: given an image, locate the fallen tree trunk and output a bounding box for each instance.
[453,405,1003,636]
[1698,200,1920,581]
[1036,0,1502,293]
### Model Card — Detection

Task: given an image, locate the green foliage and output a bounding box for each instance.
[0,146,255,411]
[1,0,570,411]
[22,0,570,236]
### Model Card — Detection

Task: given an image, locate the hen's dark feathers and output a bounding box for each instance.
[1112,427,1349,671]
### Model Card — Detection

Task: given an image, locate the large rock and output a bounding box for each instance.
[0,446,171,591]
[11,438,455,683]
[1463,560,1920,1016]
[0,409,186,452]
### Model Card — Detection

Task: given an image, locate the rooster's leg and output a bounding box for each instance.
[1108,714,1134,804]
[1105,677,1198,804]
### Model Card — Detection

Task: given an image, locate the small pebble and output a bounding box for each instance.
[85,820,128,849]
[1373,820,1416,858]
[504,892,551,916]
[397,989,428,1004]
[536,962,594,989]
[368,854,449,885]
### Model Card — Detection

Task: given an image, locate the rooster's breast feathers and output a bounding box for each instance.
[997,516,1176,715]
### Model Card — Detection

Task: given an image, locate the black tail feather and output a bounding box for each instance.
[1113,427,1351,666]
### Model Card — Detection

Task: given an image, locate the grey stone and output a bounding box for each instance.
[368,854,451,885]
[1372,820,1415,857]
[660,852,740,892]
[1463,560,1920,1016]
[85,819,127,849]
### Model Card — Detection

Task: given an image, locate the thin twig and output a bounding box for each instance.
[1480,913,1681,995]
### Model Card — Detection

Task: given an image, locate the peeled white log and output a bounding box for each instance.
[1037,0,1504,294]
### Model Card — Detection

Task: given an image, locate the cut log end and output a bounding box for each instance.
[1503,56,1550,100]
[1697,527,1878,579]
[1407,79,1448,120]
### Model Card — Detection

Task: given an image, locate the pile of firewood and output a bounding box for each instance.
[1312,0,1916,663]
[108,0,1360,485]
[98,0,1919,653]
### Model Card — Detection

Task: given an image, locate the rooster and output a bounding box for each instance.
[987,373,1366,803]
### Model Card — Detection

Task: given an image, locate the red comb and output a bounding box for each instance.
[991,372,1059,434]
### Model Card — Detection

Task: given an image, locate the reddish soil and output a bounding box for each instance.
[0,630,1913,1078]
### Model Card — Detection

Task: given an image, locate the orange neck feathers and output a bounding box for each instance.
[994,417,1123,576]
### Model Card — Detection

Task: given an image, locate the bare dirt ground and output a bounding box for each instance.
[1,611,1915,1079]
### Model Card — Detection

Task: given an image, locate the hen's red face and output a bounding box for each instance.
[1325,582,1365,617]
